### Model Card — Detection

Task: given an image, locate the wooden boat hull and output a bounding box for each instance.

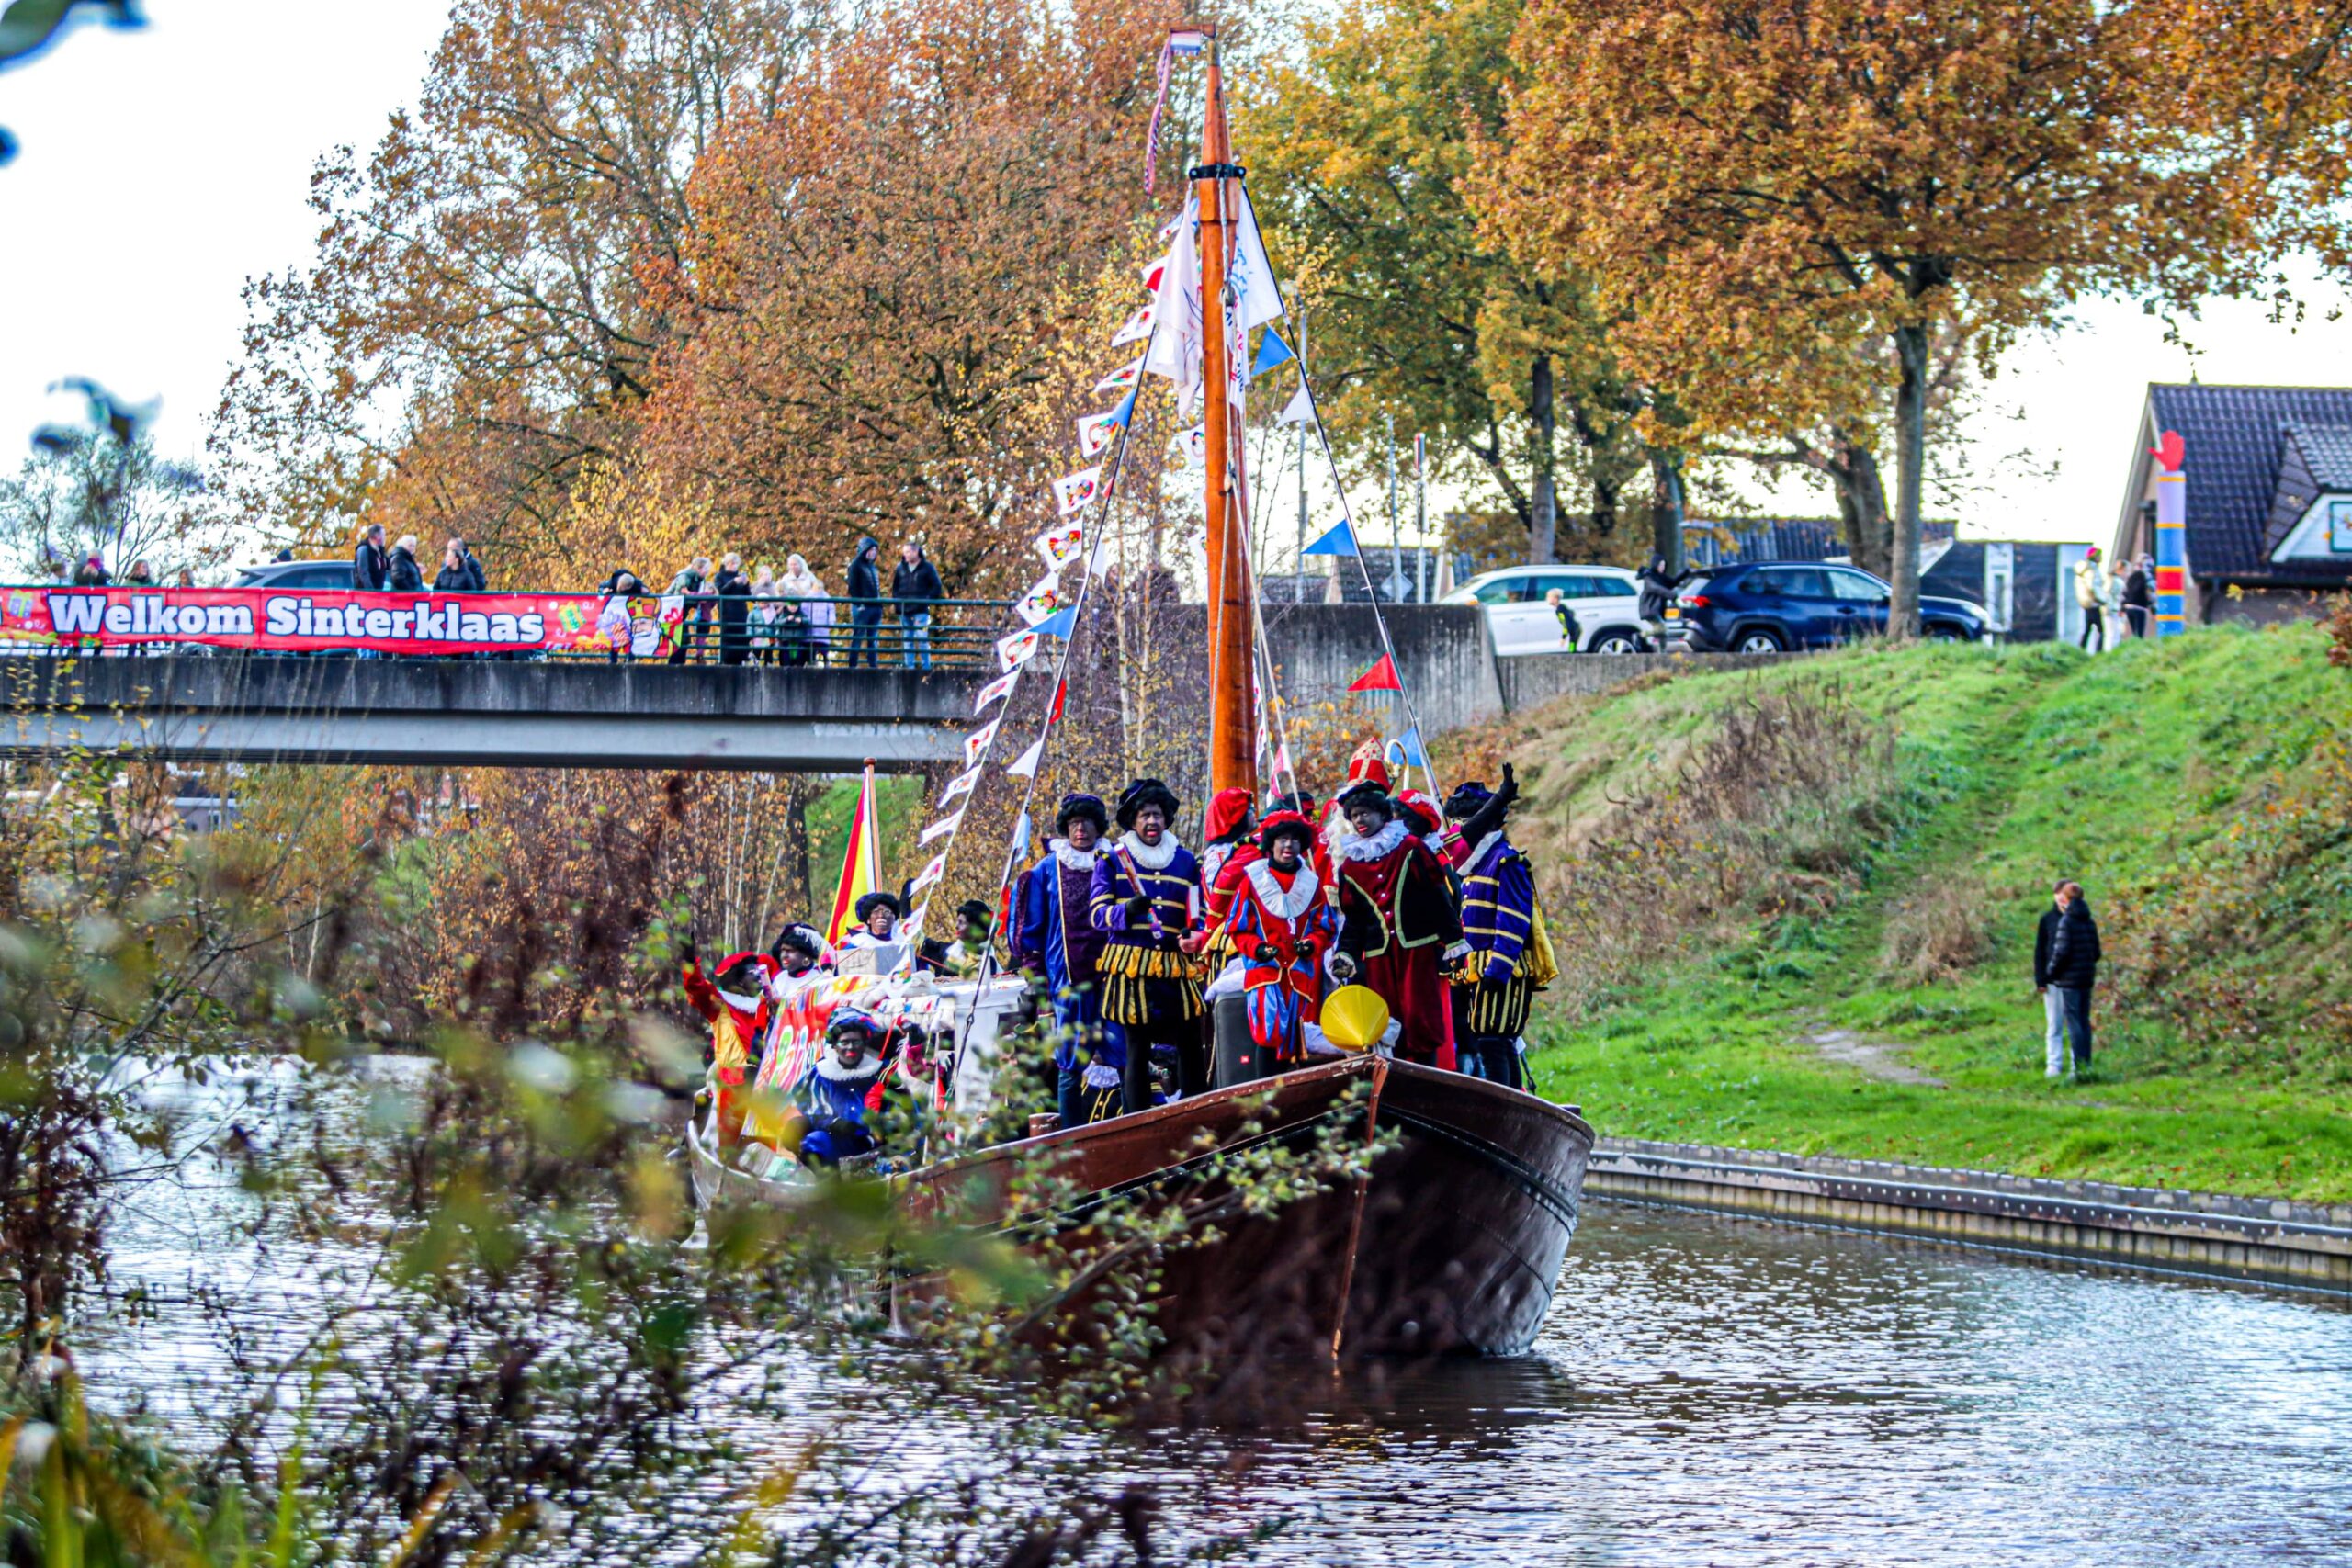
[695,1055,1592,1364]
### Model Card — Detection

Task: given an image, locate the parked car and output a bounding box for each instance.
[232,559,360,591]
[1442,565,1647,655]
[1668,562,1988,652]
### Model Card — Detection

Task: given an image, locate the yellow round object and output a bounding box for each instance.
[1319,985,1391,1051]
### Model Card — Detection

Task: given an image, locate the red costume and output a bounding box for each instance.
[684,950,780,1143]
[1330,802,1464,1070]
[1221,812,1336,1063]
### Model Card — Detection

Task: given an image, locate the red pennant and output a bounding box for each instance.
[1049,678,1067,722]
[1348,654,1402,693]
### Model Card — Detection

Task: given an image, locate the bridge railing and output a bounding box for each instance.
[0,584,1021,671]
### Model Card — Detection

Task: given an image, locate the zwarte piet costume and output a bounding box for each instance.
[1013,793,1112,1126]
[1090,779,1205,1111]
[1221,811,1336,1065]
[1443,780,1539,1089]
[1331,784,1464,1070]
[684,949,779,1144]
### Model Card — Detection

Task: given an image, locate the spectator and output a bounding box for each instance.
[74,554,110,587]
[2121,554,2153,639]
[352,525,390,592]
[747,563,782,664]
[1635,556,1685,651]
[388,536,426,592]
[434,539,474,592]
[174,568,195,588]
[2033,879,2102,1078]
[125,559,155,587]
[458,537,487,590]
[891,539,944,671]
[845,536,884,668]
[596,569,643,664]
[2074,547,2108,652]
[667,555,713,665]
[781,553,831,666]
[715,550,752,666]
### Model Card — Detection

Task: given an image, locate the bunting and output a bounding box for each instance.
[1035,519,1087,570]
[1348,653,1402,693]
[920,809,965,845]
[1302,519,1359,558]
[939,763,982,807]
[964,718,1001,765]
[973,669,1018,713]
[1170,424,1206,468]
[1251,328,1294,377]
[1276,383,1316,427]
[1003,736,1045,778]
[1094,359,1143,396]
[1053,467,1102,516]
[909,850,948,897]
[996,625,1043,671]
[1015,575,1067,626]
[1109,304,1156,347]
[1029,604,1078,639]
[1074,389,1137,458]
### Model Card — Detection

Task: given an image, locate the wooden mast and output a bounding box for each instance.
[1195,29,1257,797]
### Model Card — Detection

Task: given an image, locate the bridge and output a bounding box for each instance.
[0,607,1789,772]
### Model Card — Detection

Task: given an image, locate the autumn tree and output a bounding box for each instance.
[214,0,809,577]
[1245,0,1645,563]
[1482,0,2271,631]
[630,0,1184,594]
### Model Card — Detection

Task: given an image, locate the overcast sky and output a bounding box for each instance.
[6,1,2351,558]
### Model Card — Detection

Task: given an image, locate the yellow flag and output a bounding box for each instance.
[825,761,882,946]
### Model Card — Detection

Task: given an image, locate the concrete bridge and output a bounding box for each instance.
[0,607,1787,772]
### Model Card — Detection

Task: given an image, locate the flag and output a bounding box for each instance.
[1415,431,1425,479]
[1030,604,1078,638]
[896,906,926,951]
[1140,256,1166,295]
[964,717,1001,766]
[973,669,1018,713]
[1302,519,1359,557]
[824,763,881,946]
[1053,466,1102,516]
[921,809,965,845]
[1035,519,1086,570]
[1049,676,1067,723]
[1169,27,1206,52]
[1396,725,1428,769]
[1074,389,1137,458]
[1004,735,1045,777]
[996,626,1043,671]
[1169,424,1206,468]
[1109,303,1155,347]
[939,763,982,807]
[1094,359,1142,396]
[1016,574,1066,626]
[1229,187,1286,332]
[1252,329,1294,377]
[1348,654,1402,693]
[1143,195,1203,404]
[1276,383,1316,426]
[909,850,948,897]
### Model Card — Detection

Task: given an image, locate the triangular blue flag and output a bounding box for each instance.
[1300,520,1359,558]
[1032,606,1078,638]
[1251,329,1294,377]
[1111,386,1138,426]
[1396,726,1427,768]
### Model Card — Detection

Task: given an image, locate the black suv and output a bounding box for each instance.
[1671,562,1988,652]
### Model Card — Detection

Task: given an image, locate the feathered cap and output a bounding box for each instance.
[1115,777,1181,829]
[1257,809,1317,853]
[954,897,993,927]
[1055,792,1109,833]
[1334,778,1394,818]
[772,922,828,963]
[854,890,901,923]
[1395,788,1442,835]
[1204,786,1255,844]
[825,1007,878,1043]
[1443,781,1495,821]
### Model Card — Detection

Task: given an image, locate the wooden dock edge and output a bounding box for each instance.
[1586,1136,2352,1295]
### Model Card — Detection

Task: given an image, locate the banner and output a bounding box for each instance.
[0,585,669,659]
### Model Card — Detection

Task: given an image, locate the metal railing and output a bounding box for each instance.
[597,593,1013,671]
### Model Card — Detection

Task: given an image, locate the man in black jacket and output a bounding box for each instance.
[890,540,944,671]
[352,524,390,592]
[845,536,884,668]
[2033,879,2101,1077]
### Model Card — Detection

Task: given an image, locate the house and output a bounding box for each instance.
[2113,383,2352,625]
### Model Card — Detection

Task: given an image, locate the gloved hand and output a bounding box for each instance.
[1496,761,1518,808]
[1328,951,1359,983]
[1123,895,1153,925]
[681,938,698,968]
[1250,941,1279,964]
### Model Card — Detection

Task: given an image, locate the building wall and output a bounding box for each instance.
[2199,585,2346,626]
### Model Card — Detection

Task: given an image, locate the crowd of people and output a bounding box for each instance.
[2074,546,2157,651]
[686,745,1549,1169]
[597,536,949,668]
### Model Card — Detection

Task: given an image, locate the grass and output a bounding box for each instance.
[1498,624,2352,1202]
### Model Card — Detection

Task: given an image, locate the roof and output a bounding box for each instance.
[2283,421,2352,490]
[1681,516,1955,569]
[2123,384,2352,584]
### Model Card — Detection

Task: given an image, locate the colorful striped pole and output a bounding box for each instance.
[2154,430,2187,637]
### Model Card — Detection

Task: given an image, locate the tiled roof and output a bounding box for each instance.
[1682,516,1954,569]
[2145,384,2352,581]
[2283,421,2352,491]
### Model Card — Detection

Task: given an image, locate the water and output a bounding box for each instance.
[92,1075,2352,1565]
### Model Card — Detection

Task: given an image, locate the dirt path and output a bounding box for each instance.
[1803,1026,1947,1087]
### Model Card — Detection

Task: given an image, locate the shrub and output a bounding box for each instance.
[1878,875,1996,985]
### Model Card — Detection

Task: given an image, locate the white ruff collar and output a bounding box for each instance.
[1338,818,1410,863]
[1243,857,1318,919]
[1117,830,1183,872]
[1050,838,1099,873]
[1464,830,1504,869]
[718,987,761,1013]
[814,1054,883,1085]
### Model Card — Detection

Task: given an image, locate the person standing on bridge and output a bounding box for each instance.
[845,537,885,668]
[668,555,714,665]
[388,536,426,593]
[891,540,944,671]
[352,524,390,592]
[780,554,830,665]
[715,551,752,667]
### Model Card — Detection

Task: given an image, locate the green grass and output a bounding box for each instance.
[1514,624,2352,1201]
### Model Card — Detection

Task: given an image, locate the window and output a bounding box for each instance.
[1518,574,1579,601]
[1469,577,1521,605]
[1589,575,1636,597]
[1826,570,1888,602]
[1750,567,1828,597]
[2331,500,2352,553]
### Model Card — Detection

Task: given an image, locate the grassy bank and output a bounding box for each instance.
[1464,624,2352,1201]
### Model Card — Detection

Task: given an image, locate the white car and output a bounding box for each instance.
[1442,565,1647,655]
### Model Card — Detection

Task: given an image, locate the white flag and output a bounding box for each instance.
[973,669,1018,713]
[1276,383,1317,427]
[995,626,1043,671]
[1015,573,1065,626]
[1109,303,1155,347]
[1035,520,1086,571]
[963,718,1001,766]
[920,809,965,845]
[1142,194,1203,406]
[1075,409,1124,458]
[939,763,982,807]
[1094,359,1142,396]
[1230,187,1287,333]
[1169,424,1206,468]
[1052,466,1102,515]
[909,852,948,896]
[1003,735,1046,778]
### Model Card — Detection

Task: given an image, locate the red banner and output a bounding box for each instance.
[0,586,684,658]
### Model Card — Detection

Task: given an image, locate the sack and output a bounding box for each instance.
[1520,890,1559,990]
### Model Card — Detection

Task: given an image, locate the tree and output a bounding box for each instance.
[1244,0,1645,564]
[1482,0,2268,631]
[214,0,809,575]
[0,387,205,579]
[631,0,1182,593]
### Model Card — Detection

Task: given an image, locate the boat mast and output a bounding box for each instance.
[1195,28,1257,797]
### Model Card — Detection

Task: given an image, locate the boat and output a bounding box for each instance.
[686,24,1594,1366]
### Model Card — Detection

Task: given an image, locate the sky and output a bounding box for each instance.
[6,2,2352,560]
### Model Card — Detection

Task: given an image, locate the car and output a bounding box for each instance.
[232,558,357,591]
[1442,565,1648,655]
[1668,561,1989,652]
